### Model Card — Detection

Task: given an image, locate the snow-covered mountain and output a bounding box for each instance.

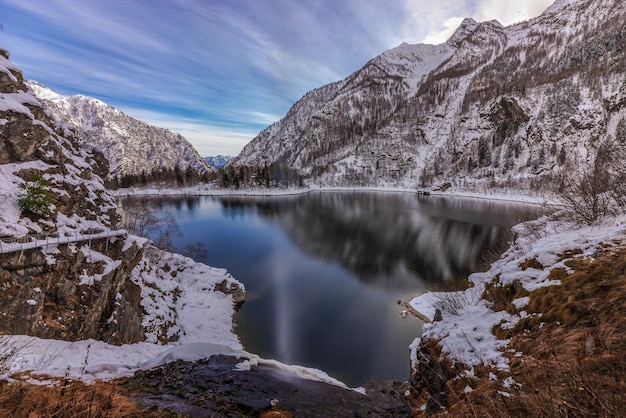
[27,81,215,186]
[205,155,232,169]
[229,0,626,192]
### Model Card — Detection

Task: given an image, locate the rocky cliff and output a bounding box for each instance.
[0,47,146,344]
[1,48,244,347]
[229,0,626,193]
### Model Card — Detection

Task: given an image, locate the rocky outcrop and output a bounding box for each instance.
[127,356,411,417]
[214,279,246,309]
[0,49,146,344]
[0,238,145,344]
[489,97,530,146]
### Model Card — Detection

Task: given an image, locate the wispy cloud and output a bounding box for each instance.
[1,0,555,156]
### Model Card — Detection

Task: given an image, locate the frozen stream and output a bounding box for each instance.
[119,191,525,386]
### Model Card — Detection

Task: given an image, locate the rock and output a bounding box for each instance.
[488,97,530,146]
[214,279,246,309]
[0,238,145,344]
[126,355,412,417]
[433,308,443,322]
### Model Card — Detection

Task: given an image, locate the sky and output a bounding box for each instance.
[0,0,553,157]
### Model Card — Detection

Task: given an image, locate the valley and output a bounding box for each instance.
[1,0,625,415]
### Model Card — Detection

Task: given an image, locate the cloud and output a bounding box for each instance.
[474,0,553,25]
[422,17,466,45]
[407,0,554,44]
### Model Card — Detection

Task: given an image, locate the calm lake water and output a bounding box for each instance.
[120,191,524,386]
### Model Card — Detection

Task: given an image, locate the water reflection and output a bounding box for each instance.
[219,192,517,291]
[118,192,527,386]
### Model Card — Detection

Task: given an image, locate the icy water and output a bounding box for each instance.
[120,191,525,386]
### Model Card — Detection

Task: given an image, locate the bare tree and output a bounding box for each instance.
[558,141,626,225]
[119,200,180,251]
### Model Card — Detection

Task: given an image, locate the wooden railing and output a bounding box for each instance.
[0,229,128,255]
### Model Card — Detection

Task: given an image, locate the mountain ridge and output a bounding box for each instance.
[228,0,626,193]
[27,81,215,187]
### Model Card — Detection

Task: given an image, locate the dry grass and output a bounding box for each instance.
[416,246,626,417]
[0,377,175,418]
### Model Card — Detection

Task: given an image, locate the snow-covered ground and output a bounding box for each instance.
[409,212,626,376]
[0,241,349,390]
[1,165,580,392]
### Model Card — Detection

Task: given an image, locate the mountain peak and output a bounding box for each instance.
[228,0,626,192]
[446,17,479,46]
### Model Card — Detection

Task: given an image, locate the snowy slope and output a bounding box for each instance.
[230,0,626,193]
[27,81,214,183]
[408,211,626,401]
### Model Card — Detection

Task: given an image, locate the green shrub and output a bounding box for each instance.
[17,178,57,219]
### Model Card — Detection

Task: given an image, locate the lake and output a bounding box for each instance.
[120,191,524,387]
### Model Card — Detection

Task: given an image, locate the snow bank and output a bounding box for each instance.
[130,244,243,348]
[410,213,626,372]
[0,242,351,390]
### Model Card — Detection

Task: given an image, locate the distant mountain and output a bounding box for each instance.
[205,155,232,169]
[27,81,215,187]
[229,0,626,192]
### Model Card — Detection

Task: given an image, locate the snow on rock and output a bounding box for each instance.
[409,212,626,373]
[0,335,166,383]
[78,246,123,286]
[140,342,351,389]
[130,244,243,348]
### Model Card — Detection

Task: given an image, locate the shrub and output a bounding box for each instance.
[17,178,57,219]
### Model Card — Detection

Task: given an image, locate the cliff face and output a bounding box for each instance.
[0,238,145,344]
[230,0,626,192]
[0,48,145,344]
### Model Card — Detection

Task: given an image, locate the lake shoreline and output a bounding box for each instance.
[113,184,558,208]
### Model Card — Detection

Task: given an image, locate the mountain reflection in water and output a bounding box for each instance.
[220,192,516,291]
[120,192,527,386]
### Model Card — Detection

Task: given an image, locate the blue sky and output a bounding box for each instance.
[0,0,553,157]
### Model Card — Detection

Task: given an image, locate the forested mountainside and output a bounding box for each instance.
[27,81,214,188]
[228,0,626,192]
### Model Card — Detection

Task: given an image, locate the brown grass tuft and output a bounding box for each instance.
[0,378,174,418]
[519,258,544,271]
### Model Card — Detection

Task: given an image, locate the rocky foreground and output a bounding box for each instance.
[126,355,411,417]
